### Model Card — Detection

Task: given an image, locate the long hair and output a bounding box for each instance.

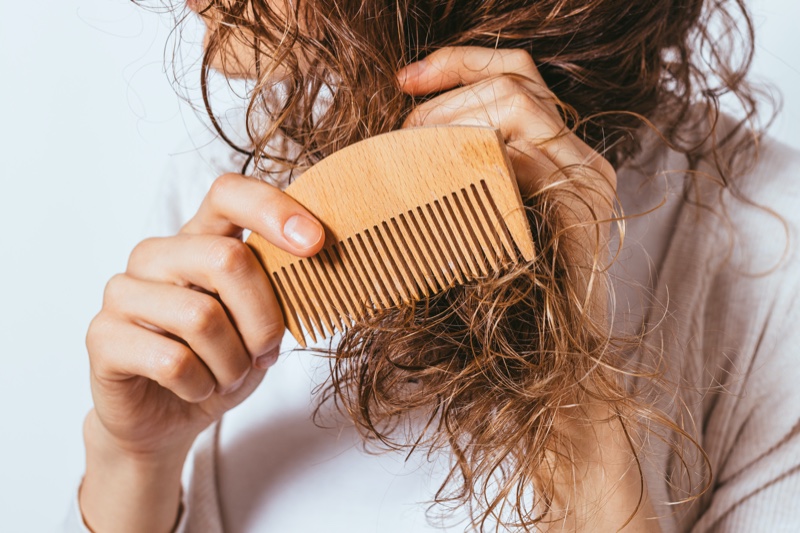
[167,0,768,529]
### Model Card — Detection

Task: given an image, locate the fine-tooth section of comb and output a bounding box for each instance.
[246,126,536,347]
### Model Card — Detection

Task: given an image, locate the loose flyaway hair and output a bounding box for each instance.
[153,0,769,529]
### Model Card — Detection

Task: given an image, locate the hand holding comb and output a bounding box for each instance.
[246,126,535,347]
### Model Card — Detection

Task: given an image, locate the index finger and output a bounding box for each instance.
[181,173,325,257]
[396,46,545,95]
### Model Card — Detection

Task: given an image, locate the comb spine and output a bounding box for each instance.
[487,133,536,263]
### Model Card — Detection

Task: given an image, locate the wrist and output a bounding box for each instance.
[83,409,194,466]
[544,404,660,532]
[80,411,190,533]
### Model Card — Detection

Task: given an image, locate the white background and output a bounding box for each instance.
[0,1,798,531]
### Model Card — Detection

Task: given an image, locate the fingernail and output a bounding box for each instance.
[255,353,279,370]
[284,215,323,250]
[397,60,426,84]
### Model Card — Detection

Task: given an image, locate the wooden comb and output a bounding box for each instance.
[246,126,535,347]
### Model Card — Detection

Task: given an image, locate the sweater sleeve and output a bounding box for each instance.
[62,489,190,533]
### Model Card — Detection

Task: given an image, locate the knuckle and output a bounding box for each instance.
[180,295,224,335]
[427,46,456,70]
[102,273,128,309]
[227,361,252,389]
[596,156,615,176]
[595,157,618,187]
[208,173,239,203]
[189,382,216,403]
[492,75,523,96]
[128,237,161,272]
[506,92,538,115]
[403,108,423,127]
[86,312,113,354]
[154,344,195,385]
[206,238,252,277]
[129,237,159,261]
[85,314,127,377]
[253,323,285,355]
[505,48,536,70]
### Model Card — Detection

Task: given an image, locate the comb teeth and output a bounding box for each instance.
[246,126,536,347]
[270,179,519,344]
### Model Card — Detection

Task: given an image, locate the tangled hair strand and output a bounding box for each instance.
[156,0,772,529]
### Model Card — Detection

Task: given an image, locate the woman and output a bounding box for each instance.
[71,0,800,531]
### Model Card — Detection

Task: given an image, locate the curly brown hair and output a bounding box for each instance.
[162,0,768,529]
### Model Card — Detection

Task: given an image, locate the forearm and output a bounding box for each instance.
[576,432,661,532]
[547,164,617,327]
[79,411,189,533]
[541,406,662,532]
[558,205,614,328]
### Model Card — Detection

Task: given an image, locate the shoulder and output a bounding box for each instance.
[620,117,800,328]
[659,117,800,305]
[697,132,800,317]
[666,122,800,350]
[716,133,800,271]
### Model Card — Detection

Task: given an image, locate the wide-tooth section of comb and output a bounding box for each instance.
[246,126,536,347]
[266,179,522,345]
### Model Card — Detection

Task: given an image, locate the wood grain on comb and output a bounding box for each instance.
[245,126,535,347]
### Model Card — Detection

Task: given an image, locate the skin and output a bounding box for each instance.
[80,4,661,532]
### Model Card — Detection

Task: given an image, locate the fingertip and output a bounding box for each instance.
[396,60,427,88]
[400,114,418,130]
[283,214,325,256]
